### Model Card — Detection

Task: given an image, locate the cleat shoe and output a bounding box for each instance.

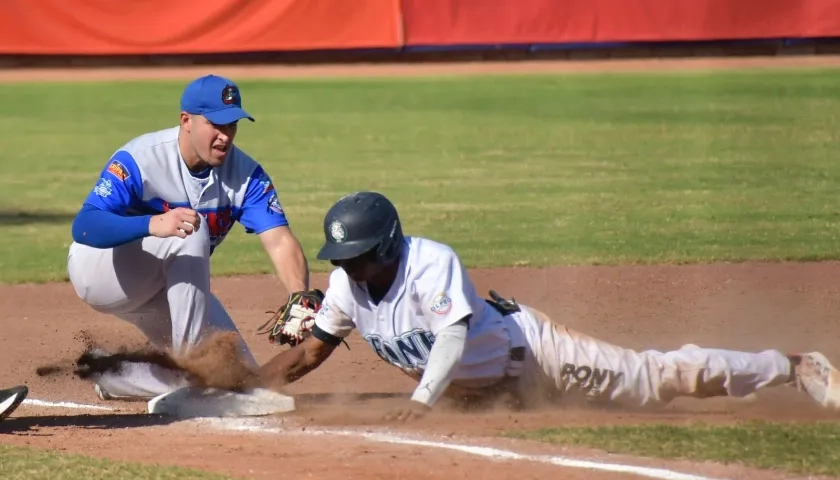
[94,383,112,401]
[790,352,840,409]
[94,383,152,403]
[0,385,28,421]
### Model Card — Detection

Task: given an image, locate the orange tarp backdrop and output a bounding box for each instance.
[1,0,839,55]
[401,0,840,45]
[0,0,403,55]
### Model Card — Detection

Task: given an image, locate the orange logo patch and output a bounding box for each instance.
[106,160,130,181]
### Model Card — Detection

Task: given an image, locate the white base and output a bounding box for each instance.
[147,386,295,418]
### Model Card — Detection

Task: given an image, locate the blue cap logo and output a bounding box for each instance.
[180,74,255,125]
[221,85,239,105]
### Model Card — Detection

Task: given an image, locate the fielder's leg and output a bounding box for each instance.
[512,306,840,409]
[67,226,256,400]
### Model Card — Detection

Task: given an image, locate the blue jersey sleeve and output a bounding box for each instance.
[72,204,151,249]
[239,166,290,234]
[83,150,144,214]
[72,151,151,249]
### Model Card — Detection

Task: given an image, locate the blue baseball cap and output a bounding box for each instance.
[180,74,255,125]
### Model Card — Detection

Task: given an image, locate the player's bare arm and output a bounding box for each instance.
[258,225,310,293]
[258,328,338,388]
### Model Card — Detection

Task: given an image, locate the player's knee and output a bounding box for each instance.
[170,225,211,257]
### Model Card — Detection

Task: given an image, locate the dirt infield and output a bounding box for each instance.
[2,56,840,479]
[1,54,840,83]
[3,261,840,479]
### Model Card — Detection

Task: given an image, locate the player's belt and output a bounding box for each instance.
[503,315,527,378]
[483,290,528,378]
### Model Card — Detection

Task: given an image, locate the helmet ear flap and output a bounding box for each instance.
[378,238,399,263]
[375,219,403,264]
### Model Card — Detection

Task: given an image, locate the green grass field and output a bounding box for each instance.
[0,444,233,480]
[2,67,840,477]
[1,68,839,283]
[505,421,840,477]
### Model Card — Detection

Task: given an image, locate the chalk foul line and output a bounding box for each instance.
[199,417,726,480]
[24,398,115,411]
[22,398,725,480]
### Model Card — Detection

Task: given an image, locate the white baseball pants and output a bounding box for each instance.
[509,305,793,406]
[67,225,256,399]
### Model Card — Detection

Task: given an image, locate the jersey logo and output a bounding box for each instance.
[430,292,452,315]
[106,160,130,181]
[364,330,435,369]
[93,178,113,198]
[163,202,234,242]
[268,192,284,215]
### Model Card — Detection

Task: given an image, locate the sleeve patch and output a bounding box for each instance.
[93,178,113,198]
[106,160,131,181]
[430,292,453,315]
[268,192,284,214]
[238,166,289,233]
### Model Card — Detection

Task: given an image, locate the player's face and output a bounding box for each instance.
[186,114,238,167]
[331,249,381,283]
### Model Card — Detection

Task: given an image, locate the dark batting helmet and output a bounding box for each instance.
[316,191,404,264]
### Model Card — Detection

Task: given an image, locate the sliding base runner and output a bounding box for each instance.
[147,386,295,418]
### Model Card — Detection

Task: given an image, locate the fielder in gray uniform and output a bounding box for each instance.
[68,74,312,401]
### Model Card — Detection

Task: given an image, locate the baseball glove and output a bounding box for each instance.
[256,289,325,346]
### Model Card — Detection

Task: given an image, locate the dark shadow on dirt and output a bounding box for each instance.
[0,413,179,435]
[293,392,406,406]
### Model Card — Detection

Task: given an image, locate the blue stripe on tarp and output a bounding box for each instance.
[398,36,840,54]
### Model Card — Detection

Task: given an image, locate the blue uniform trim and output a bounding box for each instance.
[72,204,151,249]
[239,166,289,234]
[73,147,288,252]
[73,150,150,248]
[83,150,145,216]
[190,167,211,179]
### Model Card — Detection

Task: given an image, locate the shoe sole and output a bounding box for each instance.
[0,385,28,422]
[801,352,840,409]
[95,384,153,403]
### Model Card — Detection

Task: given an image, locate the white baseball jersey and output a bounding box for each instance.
[82,126,288,253]
[314,236,515,385]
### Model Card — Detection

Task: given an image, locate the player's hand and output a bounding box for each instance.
[149,208,201,239]
[382,399,431,423]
